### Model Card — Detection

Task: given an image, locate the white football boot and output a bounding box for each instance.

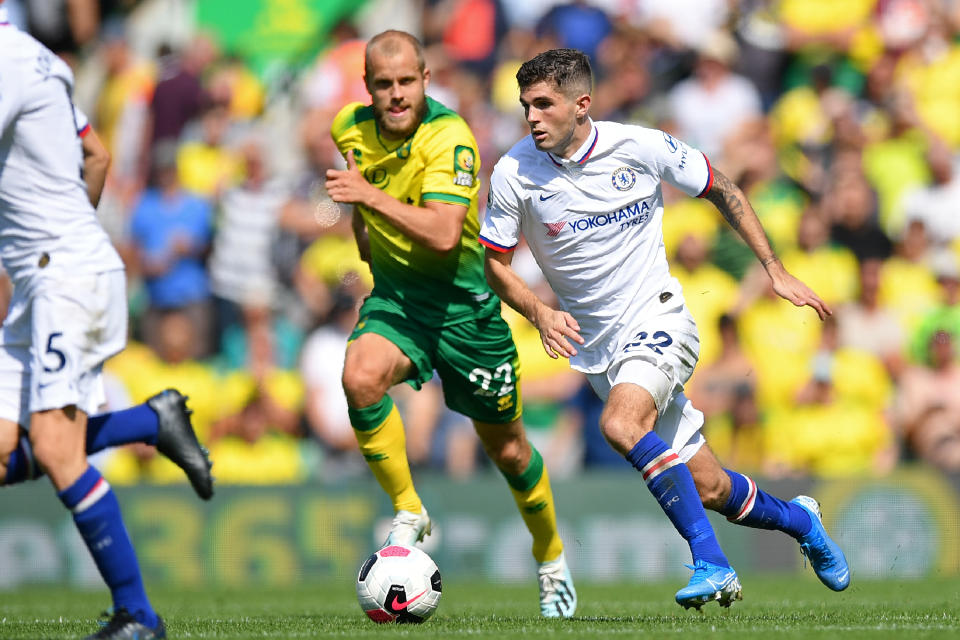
[382,506,432,548]
[538,552,577,618]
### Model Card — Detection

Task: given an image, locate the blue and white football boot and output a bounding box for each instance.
[538,552,577,618]
[675,560,742,610]
[790,496,850,591]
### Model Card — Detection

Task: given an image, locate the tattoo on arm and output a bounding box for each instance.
[703,168,779,268]
[705,170,745,231]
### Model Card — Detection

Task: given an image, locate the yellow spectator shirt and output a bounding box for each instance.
[778,0,876,34]
[896,43,960,147]
[767,402,891,477]
[781,246,859,307]
[177,143,243,198]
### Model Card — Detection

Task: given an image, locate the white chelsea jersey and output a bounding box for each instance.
[0,13,122,292]
[480,120,714,373]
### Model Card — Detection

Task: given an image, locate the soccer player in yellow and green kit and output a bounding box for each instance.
[325,30,576,618]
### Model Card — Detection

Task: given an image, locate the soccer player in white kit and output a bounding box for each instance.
[0,6,213,638]
[480,49,851,609]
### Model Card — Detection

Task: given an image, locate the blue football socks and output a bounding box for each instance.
[57,465,159,627]
[2,405,160,486]
[86,404,159,451]
[4,436,38,484]
[721,469,812,539]
[626,432,729,568]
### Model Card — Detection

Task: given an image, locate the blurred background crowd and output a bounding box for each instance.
[4,0,960,486]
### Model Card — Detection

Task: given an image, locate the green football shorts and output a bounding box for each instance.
[350,295,522,424]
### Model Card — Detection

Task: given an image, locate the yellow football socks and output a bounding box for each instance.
[503,447,564,563]
[349,396,422,514]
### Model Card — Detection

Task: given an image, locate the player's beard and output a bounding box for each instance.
[374,98,428,140]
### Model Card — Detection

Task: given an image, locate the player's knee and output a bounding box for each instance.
[599,413,656,455]
[341,363,390,408]
[29,431,73,473]
[487,437,526,475]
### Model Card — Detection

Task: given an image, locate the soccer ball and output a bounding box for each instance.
[356,544,442,623]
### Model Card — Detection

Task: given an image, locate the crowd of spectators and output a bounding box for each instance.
[5,0,960,485]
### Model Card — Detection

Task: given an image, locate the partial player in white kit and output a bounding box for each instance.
[0,5,213,638]
[480,48,851,610]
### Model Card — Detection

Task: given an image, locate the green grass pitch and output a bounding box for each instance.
[1,576,958,639]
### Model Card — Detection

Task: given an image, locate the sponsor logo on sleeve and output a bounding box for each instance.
[35,50,53,79]
[453,145,476,187]
[661,132,689,168]
[662,131,679,153]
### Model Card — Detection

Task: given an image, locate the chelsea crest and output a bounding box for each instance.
[611,167,636,191]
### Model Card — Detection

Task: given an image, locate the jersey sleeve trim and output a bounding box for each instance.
[478,235,516,253]
[696,152,714,198]
[78,123,91,138]
[422,192,470,206]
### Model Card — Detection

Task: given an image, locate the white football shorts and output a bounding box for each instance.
[586,305,706,462]
[0,269,127,427]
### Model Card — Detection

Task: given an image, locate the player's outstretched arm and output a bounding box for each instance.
[80,125,110,208]
[484,248,584,359]
[326,151,466,253]
[704,168,832,320]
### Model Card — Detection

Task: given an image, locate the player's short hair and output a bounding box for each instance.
[364,30,426,81]
[516,49,593,98]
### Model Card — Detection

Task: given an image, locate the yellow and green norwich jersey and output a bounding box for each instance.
[331,97,499,326]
